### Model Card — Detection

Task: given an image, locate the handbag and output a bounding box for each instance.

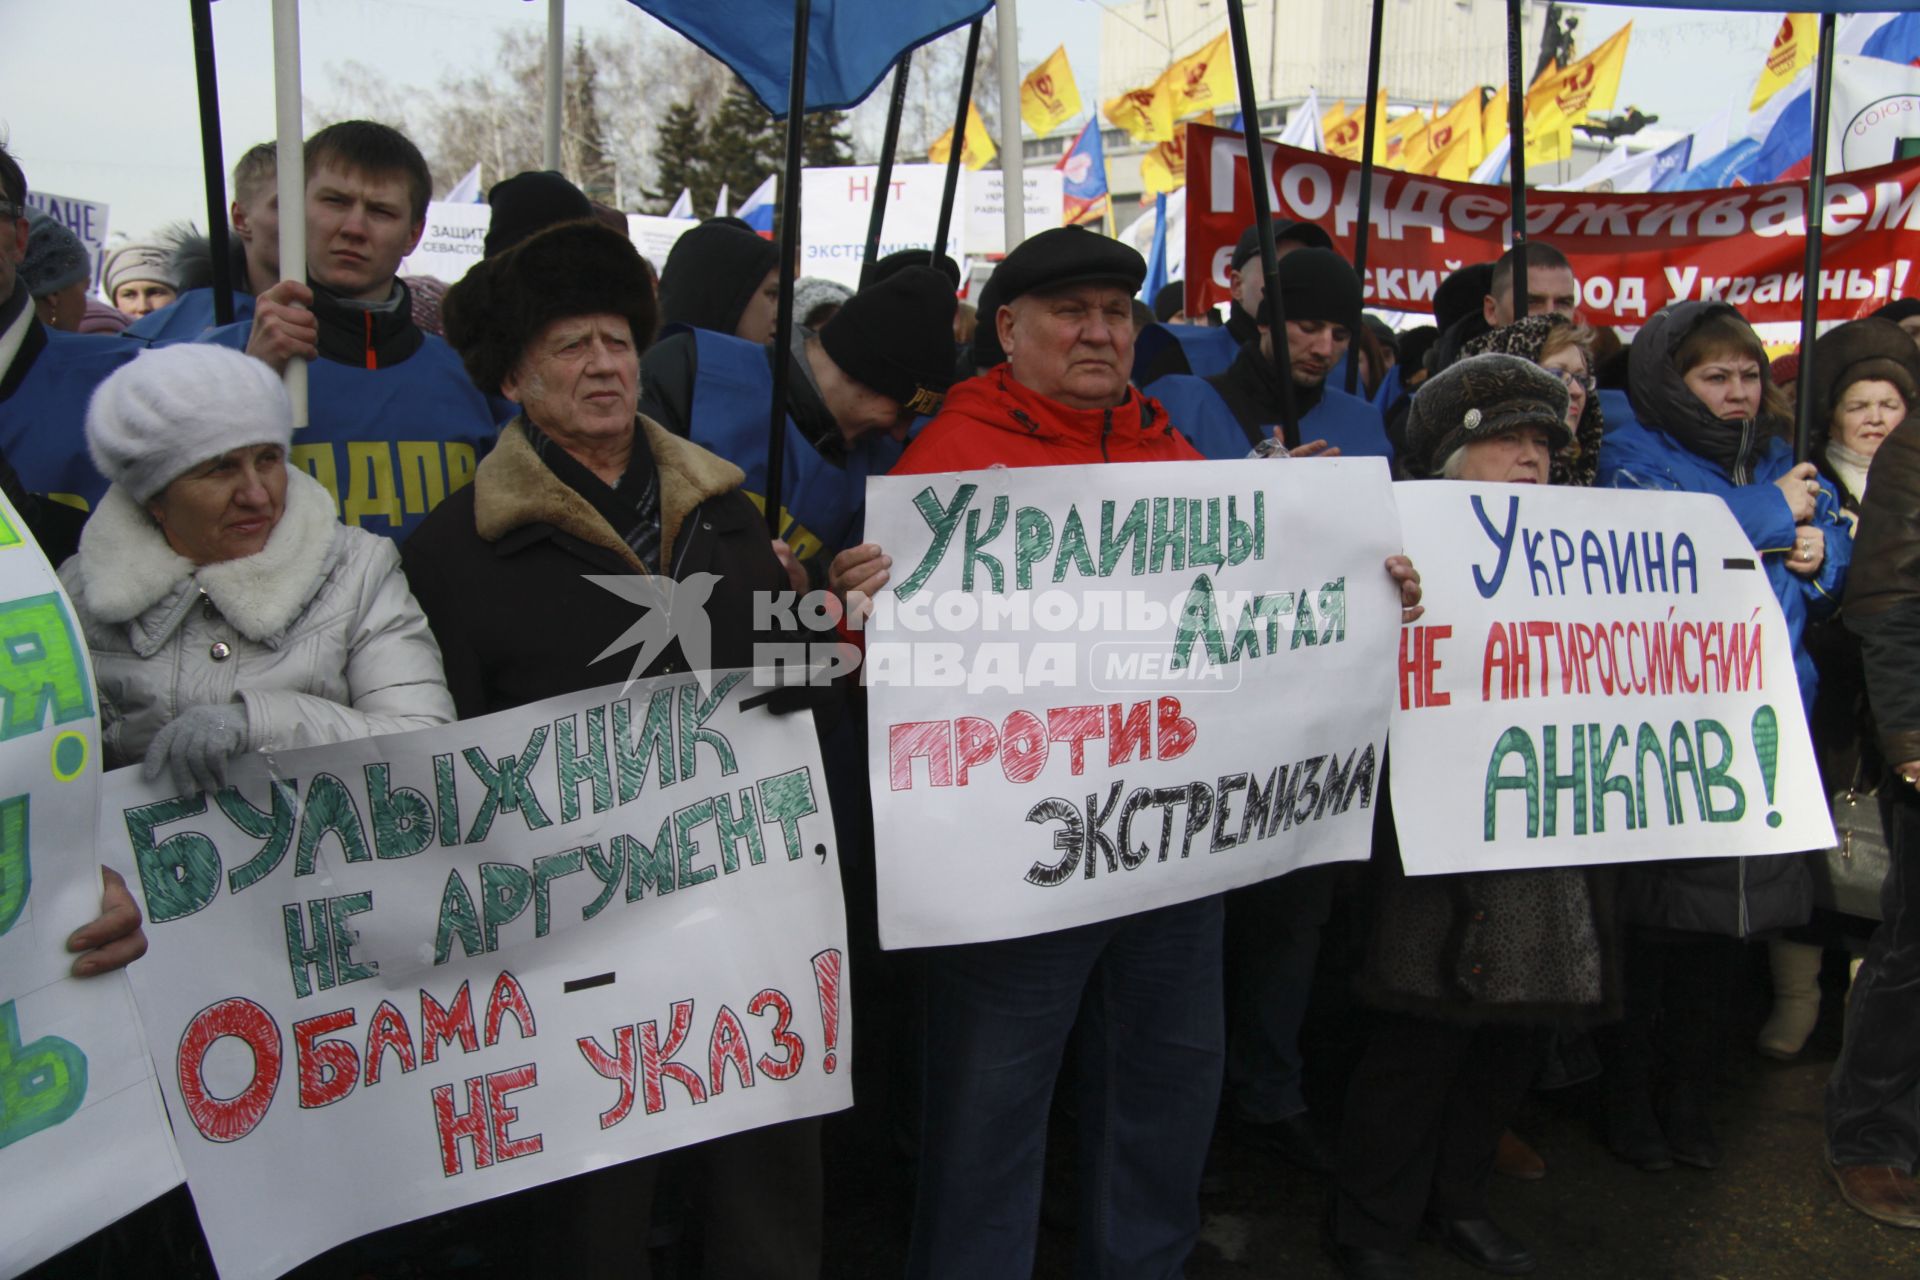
[1811,785,1891,921]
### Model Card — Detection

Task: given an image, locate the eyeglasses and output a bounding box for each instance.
[1548,366,1595,393]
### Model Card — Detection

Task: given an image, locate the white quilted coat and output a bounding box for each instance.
[59,468,456,770]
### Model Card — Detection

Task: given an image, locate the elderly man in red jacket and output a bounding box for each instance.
[834,228,1419,1279]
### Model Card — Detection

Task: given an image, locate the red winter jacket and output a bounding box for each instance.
[892,364,1201,476]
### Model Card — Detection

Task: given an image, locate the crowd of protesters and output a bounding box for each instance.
[5,113,1920,1280]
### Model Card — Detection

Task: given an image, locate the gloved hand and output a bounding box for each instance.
[143,702,250,795]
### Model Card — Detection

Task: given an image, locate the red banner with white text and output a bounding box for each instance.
[1184,122,1920,327]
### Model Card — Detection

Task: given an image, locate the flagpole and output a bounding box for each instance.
[932,19,985,273]
[1225,0,1298,441]
[271,0,306,429]
[861,53,913,283]
[1504,0,1528,319]
[189,0,235,326]
[1346,0,1385,395]
[1794,12,1838,465]
[764,0,812,539]
[996,0,1026,253]
[544,0,565,171]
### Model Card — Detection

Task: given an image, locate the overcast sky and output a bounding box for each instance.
[1,1,1779,240]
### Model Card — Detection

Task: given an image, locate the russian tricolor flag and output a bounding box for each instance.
[739,175,777,238]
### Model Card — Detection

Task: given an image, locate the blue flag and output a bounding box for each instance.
[1140,194,1168,305]
[1059,118,1109,225]
[625,0,992,116]
[1663,137,1762,191]
[1862,12,1920,63]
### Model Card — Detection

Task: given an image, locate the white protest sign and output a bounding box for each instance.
[864,459,1402,949]
[963,170,1065,256]
[103,673,849,1280]
[1388,482,1835,876]
[24,191,110,294]
[1831,54,1920,174]
[399,201,491,284]
[800,163,959,287]
[0,493,183,1276]
[627,213,699,268]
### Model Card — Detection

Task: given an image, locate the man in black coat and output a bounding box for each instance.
[401,217,826,1275]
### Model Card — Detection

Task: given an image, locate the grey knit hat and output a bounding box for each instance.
[86,345,294,502]
[103,241,178,299]
[22,211,90,298]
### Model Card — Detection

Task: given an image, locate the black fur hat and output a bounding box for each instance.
[442,219,658,396]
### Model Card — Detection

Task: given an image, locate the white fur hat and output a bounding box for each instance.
[86,345,294,503]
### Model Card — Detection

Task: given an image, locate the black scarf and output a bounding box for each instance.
[1204,337,1327,450]
[309,279,424,369]
[526,421,664,573]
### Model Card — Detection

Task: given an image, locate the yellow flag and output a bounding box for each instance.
[930,100,996,170]
[1159,31,1237,120]
[1104,80,1173,143]
[1141,124,1196,195]
[1525,23,1632,164]
[1382,109,1430,171]
[1425,89,1487,170]
[1752,14,1816,110]
[1482,84,1509,157]
[1412,116,1479,181]
[1322,99,1353,142]
[1021,45,1083,137]
[1325,91,1387,163]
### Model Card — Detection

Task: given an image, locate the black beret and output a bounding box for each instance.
[483,171,592,259]
[1231,219,1335,270]
[1405,353,1571,478]
[992,226,1145,304]
[1257,247,1362,332]
[820,266,957,416]
[864,248,961,290]
[442,220,658,396]
[970,272,1006,371]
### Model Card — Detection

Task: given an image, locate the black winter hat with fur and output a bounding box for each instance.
[442,219,658,396]
[1405,352,1571,479]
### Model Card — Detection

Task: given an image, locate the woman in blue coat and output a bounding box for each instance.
[1592,300,1852,1174]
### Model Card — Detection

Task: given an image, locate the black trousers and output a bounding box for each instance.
[1594,924,1742,1103]
[1332,1014,1547,1251]
[1828,785,1920,1169]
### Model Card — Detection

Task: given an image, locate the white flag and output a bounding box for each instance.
[667,188,693,219]
[715,183,731,217]
[445,162,482,203]
[1279,89,1325,153]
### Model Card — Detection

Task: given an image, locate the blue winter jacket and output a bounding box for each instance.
[124,287,257,343]
[1596,301,1851,710]
[0,288,141,509]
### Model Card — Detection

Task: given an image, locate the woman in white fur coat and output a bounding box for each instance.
[60,343,454,794]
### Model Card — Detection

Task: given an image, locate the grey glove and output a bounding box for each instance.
[143,702,250,796]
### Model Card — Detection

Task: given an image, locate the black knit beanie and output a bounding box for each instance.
[820,266,956,414]
[658,221,781,337]
[483,171,593,258]
[1258,247,1362,331]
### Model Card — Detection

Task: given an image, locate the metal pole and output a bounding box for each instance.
[271,0,306,428]
[1346,0,1385,394]
[544,0,565,171]
[764,0,812,539]
[189,0,235,326]
[1225,0,1298,442]
[861,53,913,283]
[1795,12,1839,464]
[996,0,1026,254]
[1505,0,1528,320]
[932,19,985,272]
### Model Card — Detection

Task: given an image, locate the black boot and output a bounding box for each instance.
[1605,1084,1675,1171]
[1422,1215,1538,1276]
[1657,1085,1721,1170]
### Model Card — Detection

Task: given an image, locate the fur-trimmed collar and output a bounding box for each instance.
[73,467,343,652]
[474,416,745,571]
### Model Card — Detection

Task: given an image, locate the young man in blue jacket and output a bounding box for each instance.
[1147,247,1393,462]
[198,122,508,543]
